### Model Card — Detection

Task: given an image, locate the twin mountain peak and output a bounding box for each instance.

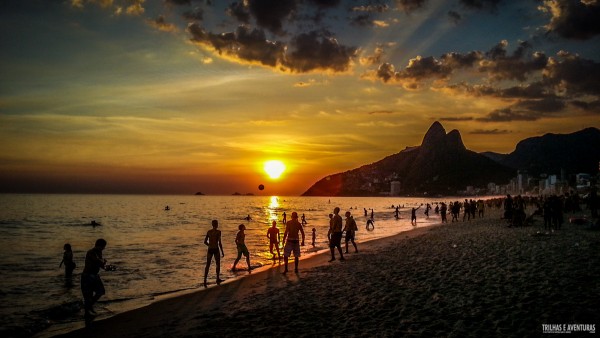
[302,121,600,196]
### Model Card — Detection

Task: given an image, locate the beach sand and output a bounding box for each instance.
[47,209,599,337]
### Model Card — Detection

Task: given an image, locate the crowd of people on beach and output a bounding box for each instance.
[58,189,599,327]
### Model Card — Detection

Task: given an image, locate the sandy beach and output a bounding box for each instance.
[46,208,599,337]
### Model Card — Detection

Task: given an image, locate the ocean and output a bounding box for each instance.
[0,194,452,337]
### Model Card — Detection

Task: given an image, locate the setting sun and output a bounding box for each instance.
[264,160,286,179]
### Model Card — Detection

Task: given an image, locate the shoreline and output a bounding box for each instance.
[37,221,439,338]
[43,208,600,337]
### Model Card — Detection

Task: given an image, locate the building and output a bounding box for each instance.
[390,181,401,196]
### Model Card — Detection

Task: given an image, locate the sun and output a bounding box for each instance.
[264,160,286,179]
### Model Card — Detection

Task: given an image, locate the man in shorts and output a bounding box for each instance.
[81,238,108,319]
[282,212,305,273]
[232,224,251,272]
[343,211,358,254]
[328,207,345,262]
[266,220,281,260]
[204,220,224,287]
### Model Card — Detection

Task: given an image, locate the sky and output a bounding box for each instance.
[1,0,599,195]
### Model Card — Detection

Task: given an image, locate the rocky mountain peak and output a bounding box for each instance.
[421,121,446,148]
[446,129,466,151]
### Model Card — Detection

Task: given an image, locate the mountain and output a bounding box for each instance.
[485,127,600,176]
[302,122,515,196]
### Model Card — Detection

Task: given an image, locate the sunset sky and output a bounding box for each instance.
[1,0,599,195]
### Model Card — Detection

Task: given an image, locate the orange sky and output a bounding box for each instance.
[1,1,599,195]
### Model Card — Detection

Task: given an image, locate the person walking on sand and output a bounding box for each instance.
[311,228,316,247]
[204,220,224,287]
[232,224,251,272]
[60,243,76,278]
[282,212,305,273]
[266,220,281,260]
[343,211,358,254]
[328,207,345,262]
[81,239,109,318]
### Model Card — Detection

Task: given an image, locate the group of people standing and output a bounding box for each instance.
[203,207,360,286]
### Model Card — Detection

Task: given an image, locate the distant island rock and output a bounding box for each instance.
[194,192,205,195]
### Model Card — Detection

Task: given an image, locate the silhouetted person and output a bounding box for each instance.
[343,211,358,254]
[267,220,281,260]
[81,238,108,319]
[411,205,421,225]
[232,224,251,272]
[440,203,448,223]
[366,219,375,230]
[328,208,345,262]
[282,212,305,273]
[204,220,224,287]
[504,194,513,220]
[60,243,76,278]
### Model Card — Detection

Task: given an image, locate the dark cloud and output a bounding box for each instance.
[247,0,297,35]
[165,0,191,5]
[285,30,358,72]
[476,107,542,122]
[570,99,600,113]
[448,10,461,24]
[188,24,356,73]
[440,51,483,68]
[469,128,511,135]
[395,0,427,13]
[445,82,550,99]
[307,0,341,9]
[373,50,481,85]
[480,41,548,82]
[227,2,250,24]
[477,97,565,122]
[182,7,203,22]
[497,82,549,99]
[459,0,502,11]
[512,97,566,113]
[350,14,373,27]
[543,51,600,96]
[188,24,285,67]
[439,116,474,121]
[542,0,600,40]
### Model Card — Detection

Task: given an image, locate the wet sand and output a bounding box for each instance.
[48,209,600,337]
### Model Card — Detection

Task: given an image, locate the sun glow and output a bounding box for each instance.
[264,160,286,179]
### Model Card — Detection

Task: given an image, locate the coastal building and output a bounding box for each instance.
[390,181,401,196]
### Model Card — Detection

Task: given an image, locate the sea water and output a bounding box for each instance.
[0,194,450,337]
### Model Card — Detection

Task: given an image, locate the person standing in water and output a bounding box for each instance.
[204,220,224,287]
[81,239,108,319]
[232,224,251,272]
[59,243,76,278]
[282,212,305,273]
[266,220,281,260]
[411,205,421,226]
